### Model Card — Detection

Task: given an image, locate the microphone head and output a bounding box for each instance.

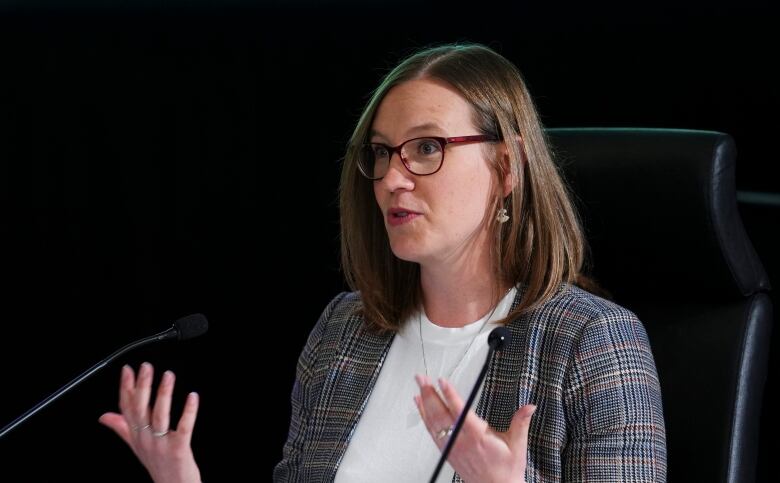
[174,313,209,341]
[487,327,511,351]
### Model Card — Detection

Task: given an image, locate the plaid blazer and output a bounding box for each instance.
[274,283,667,482]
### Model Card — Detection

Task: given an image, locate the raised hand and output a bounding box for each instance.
[99,362,202,483]
[414,374,536,483]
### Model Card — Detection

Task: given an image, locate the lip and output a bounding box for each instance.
[387,207,421,227]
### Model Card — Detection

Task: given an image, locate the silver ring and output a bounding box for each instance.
[436,426,453,440]
[132,423,151,432]
[151,429,169,437]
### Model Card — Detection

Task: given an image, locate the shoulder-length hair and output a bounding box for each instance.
[340,43,602,333]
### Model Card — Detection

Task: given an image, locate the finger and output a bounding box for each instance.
[415,374,453,441]
[415,374,449,414]
[437,378,489,439]
[437,378,463,419]
[175,392,200,444]
[132,362,154,425]
[507,404,537,453]
[98,412,132,446]
[118,365,136,423]
[151,370,175,433]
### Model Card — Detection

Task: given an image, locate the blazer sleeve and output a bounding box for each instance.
[273,292,349,482]
[561,307,667,482]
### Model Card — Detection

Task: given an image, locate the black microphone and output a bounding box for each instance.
[428,326,511,483]
[0,313,208,440]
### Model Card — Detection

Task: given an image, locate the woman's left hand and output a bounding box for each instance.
[414,374,536,483]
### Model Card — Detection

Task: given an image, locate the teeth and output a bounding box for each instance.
[396,212,408,217]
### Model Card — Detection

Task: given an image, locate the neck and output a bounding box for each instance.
[419,252,509,329]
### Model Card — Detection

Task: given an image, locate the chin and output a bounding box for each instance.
[388,240,424,264]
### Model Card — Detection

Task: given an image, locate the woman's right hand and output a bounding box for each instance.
[98,362,202,483]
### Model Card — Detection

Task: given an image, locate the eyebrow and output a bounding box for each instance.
[369,122,446,142]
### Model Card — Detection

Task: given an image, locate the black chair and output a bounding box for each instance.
[547,128,773,482]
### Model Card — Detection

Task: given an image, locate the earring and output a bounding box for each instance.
[496,208,509,224]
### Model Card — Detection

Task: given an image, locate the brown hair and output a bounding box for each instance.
[340,43,604,333]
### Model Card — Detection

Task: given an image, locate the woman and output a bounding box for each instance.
[101,43,667,482]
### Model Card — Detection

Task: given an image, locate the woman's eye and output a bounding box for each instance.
[374,146,389,157]
[419,141,440,155]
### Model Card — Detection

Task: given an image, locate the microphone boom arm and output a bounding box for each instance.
[428,349,494,483]
[0,326,178,440]
[428,326,510,483]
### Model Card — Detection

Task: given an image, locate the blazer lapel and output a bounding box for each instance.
[316,317,395,481]
[475,284,534,431]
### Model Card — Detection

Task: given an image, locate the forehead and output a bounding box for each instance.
[370,78,476,140]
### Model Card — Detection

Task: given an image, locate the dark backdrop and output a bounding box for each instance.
[0,1,777,481]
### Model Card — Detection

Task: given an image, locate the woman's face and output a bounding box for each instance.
[371,78,497,267]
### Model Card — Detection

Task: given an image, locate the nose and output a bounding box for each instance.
[378,152,415,192]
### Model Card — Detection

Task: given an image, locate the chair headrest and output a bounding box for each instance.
[546,128,770,301]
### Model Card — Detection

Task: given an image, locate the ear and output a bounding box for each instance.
[499,135,524,198]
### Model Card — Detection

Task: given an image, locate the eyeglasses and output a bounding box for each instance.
[357,135,499,180]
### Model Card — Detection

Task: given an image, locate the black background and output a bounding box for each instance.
[0,1,777,481]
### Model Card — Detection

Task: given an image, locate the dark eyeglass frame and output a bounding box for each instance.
[358,134,499,180]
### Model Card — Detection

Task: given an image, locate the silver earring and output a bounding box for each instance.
[496,208,509,224]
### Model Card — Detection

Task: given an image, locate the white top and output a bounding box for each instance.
[334,287,517,483]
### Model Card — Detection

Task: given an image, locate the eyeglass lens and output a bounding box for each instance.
[360,138,443,179]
